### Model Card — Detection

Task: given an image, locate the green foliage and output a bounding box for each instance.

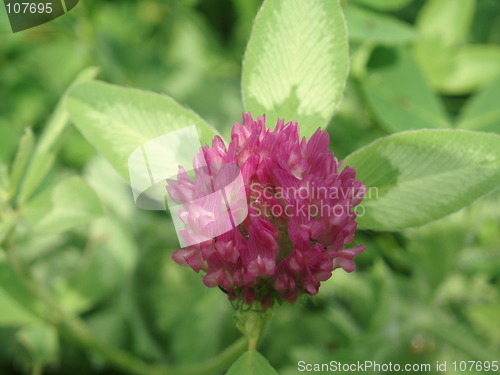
[23,176,104,234]
[0,212,17,246]
[414,0,500,93]
[242,0,349,137]
[17,68,99,205]
[1,0,499,374]
[457,78,500,133]
[344,4,418,44]
[351,0,412,11]
[54,218,137,313]
[362,47,450,132]
[8,128,34,202]
[16,324,59,369]
[344,129,500,230]
[0,257,44,326]
[65,81,219,178]
[225,351,278,375]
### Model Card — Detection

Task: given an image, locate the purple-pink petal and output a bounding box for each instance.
[167,113,366,309]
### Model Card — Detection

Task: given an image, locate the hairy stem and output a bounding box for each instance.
[234,307,274,351]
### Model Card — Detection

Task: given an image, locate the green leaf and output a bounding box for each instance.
[8,128,34,201]
[416,0,476,45]
[0,3,11,33]
[412,0,500,93]
[242,0,349,138]
[430,45,500,94]
[419,313,500,362]
[344,5,419,44]
[86,304,130,366]
[457,78,500,133]
[405,207,476,289]
[17,67,99,205]
[16,324,59,367]
[466,302,500,345]
[0,213,17,246]
[343,129,500,230]
[65,81,219,178]
[351,0,412,11]
[0,255,44,326]
[350,42,375,79]
[226,351,278,375]
[84,157,136,224]
[0,287,39,326]
[0,122,18,166]
[54,218,137,313]
[362,47,450,132]
[135,247,229,364]
[0,163,9,197]
[171,289,228,364]
[326,79,386,159]
[23,176,104,234]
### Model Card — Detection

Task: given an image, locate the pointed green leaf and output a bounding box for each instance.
[8,128,34,201]
[458,78,500,133]
[23,176,104,234]
[412,0,500,93]
[428,45,500,94]
[226,351,278,375]
[362,47,450,132]
[0,255,44,326]
[416,0,476,46]
[0,213,17,246]
[65,81,218,179]
[242,0,349,138]
[0,286,40,326]
[344,5,419,44]
[344,130,500,230]
[351,0,412,11]
[18,67,99,205]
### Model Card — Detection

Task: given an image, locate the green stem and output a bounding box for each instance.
[4,233,245,375]
[31,362,42,375]
[234,307,274,351]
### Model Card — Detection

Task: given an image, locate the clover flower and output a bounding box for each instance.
[167,113,366,309]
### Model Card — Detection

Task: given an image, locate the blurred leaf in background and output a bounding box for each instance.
[0,0,499,374]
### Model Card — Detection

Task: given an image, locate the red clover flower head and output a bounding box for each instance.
[167,113,366,309]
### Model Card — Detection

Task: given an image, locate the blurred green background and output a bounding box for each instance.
[0,0,499,374]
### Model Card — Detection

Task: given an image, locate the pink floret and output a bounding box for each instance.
[168,113,366,309]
